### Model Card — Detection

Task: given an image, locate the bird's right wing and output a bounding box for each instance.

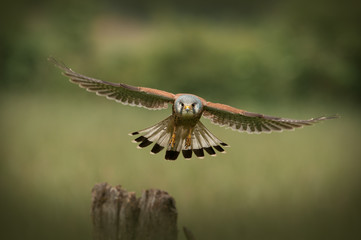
[50,57,175,110]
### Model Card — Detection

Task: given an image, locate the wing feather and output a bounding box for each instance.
[50,58,175,110]
[203,102,338,134]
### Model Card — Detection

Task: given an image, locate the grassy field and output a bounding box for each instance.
[0,92,360,240]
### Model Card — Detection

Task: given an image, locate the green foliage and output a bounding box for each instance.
[1,0,360,104]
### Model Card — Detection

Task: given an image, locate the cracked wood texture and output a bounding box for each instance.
[91,183,178,240]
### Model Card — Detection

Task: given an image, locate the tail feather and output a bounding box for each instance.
[193,148,205,158]
[157,132,172,149]
[165,150,180,160]
[165,127,188,160]
[131,116,172,152]
[182,149,192,159]
[133,136,146,143]
[192,121,228,155]
[131,117,228,160]
[204,147,216,155]
[151,143,164,154]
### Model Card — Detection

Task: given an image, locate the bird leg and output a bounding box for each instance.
[185,129,192,149]
[169,127,192,149]
[169,127,177,148]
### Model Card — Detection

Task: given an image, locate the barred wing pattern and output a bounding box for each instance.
[50,58,175,110]
[203,102,336,134]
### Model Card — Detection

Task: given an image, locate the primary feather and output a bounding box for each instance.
[49,57,175,110]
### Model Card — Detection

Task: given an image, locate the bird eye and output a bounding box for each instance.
[180,102,184,107]
[192,103,195,107]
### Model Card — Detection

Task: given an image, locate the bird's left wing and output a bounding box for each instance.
[203,102,337,133]
[50,58,175,110]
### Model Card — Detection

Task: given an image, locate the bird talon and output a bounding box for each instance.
[185,134,192,149]
[169,132,176,148]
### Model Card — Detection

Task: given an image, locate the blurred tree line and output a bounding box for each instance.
[1,0,360,104]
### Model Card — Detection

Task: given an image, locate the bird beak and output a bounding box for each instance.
[184,105,192,112]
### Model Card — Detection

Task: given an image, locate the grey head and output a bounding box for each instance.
[174,94,203,117]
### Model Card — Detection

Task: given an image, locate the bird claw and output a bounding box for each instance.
[169,132,176,148]
[185,135,192,149]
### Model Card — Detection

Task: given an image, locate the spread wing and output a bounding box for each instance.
[50,58,175,110]
[203,102,337,134]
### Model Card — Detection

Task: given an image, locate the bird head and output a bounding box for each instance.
[174,94,203,117]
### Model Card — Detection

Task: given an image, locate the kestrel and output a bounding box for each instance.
[50,58,337,160]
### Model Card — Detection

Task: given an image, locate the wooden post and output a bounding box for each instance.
[91,183,178,240]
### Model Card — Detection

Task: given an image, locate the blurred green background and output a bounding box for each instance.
[1,0,360,239]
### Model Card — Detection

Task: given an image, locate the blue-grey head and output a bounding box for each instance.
[174,94,203,117]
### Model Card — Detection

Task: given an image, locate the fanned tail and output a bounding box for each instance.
[130,116,172,151]
[191,121,228,159]
[130,117,228,160]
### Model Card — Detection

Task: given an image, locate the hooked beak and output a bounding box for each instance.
[184,105,192,112]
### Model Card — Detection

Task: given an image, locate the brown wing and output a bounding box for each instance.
[203,102,337,133]
[50,57,175,110]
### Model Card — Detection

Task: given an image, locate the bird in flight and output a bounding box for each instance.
[50,58,337,160]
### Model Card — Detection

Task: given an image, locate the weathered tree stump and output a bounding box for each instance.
[91,183,178,240]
